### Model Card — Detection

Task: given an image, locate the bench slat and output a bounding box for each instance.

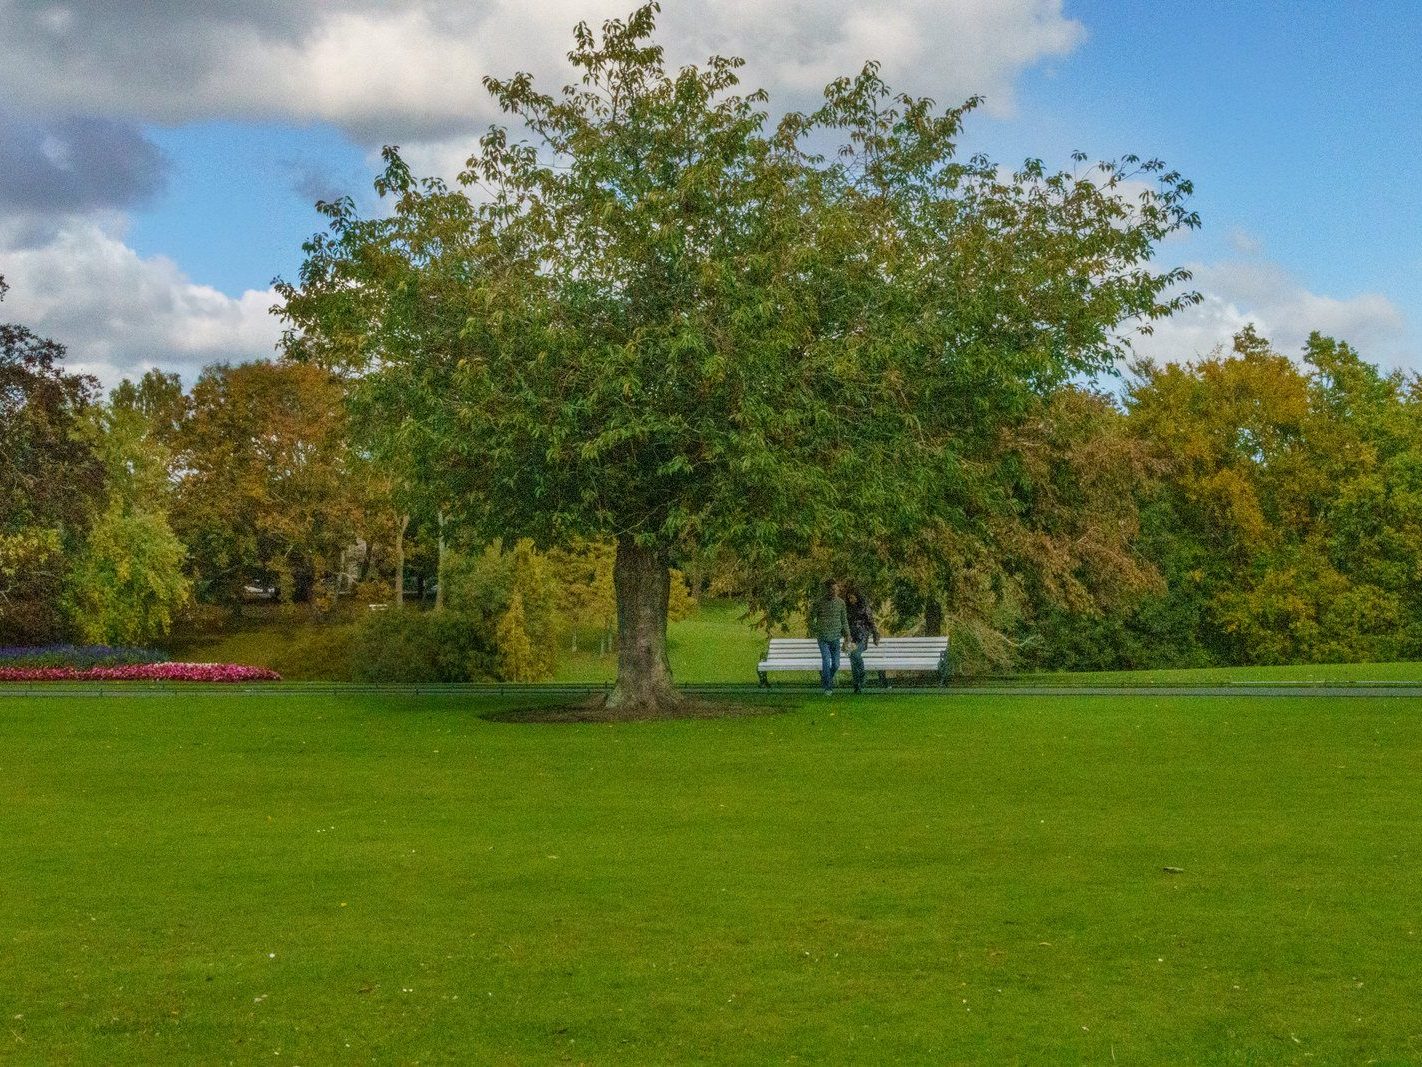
[757,635,951,684]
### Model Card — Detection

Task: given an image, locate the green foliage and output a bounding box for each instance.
[667,566,696,623]
[63,506,190,645]
[1212,544,1404,664]
[269,623,358,680]
[1,285,106,642]
[1069,326,1422,669]
[494,592,539,682]
[56,377,193,645]
[95,375,182,512]
[547,541,617,652]
[348,608,492,683]
[548,539,693,652]
[0,528,62,592]
[345,538,568,682]
[277,4,1197,699]
[444,539,562,679]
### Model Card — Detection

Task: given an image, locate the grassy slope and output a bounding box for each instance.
[554,599,777,684]
[3,690,1421,1063]
[164,608,357,681]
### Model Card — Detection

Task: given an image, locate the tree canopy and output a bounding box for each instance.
[278,3,1198,712]
[170,360,370,607]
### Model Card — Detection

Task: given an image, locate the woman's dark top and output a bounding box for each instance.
[846,598,880,644]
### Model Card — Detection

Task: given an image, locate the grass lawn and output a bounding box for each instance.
[4,689,1421,1062]
[1024,661,1422,685]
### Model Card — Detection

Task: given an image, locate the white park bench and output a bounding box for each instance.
[756,636,951,687]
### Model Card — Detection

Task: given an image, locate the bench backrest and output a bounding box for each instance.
[760,636,949,671]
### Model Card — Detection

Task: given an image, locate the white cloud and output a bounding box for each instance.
[0,217,282,386]
[1227,227,1263,256]
[1130,258,1413,369]
[1,1,1084,139]
[0,1,1088,387]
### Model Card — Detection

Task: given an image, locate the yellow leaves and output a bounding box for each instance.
[667,568,696,622]
[495,591,540,682]
[0,528,62,583]
[1197,467,1270,550]
[64,506,190,645]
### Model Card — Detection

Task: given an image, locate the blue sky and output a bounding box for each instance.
[2,0,1418,384]
[1009,1,1421,299]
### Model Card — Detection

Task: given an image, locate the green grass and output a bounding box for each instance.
[1025,660,1422,684]
[4,690,1421,1062]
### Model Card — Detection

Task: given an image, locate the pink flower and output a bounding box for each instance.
[0,663,282,682]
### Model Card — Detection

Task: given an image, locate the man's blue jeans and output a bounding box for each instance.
[817,638,841,692]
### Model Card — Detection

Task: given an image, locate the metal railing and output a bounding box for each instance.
[4,676,1422,698]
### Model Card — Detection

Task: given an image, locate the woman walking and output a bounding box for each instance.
[844,586,881,694]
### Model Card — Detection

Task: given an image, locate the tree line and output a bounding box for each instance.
[1,277,692,679]
[7,7,1420,700]
[6,262,1417,676]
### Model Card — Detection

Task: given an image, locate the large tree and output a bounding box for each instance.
[278,4,1198,713]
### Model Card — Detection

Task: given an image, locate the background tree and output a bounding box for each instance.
[279,5,1198,713]
[62,380,191,644]
[444,539,563,679]
[1095,326,1422,668]
[171,360,367,608]
[0,275,106,642]
[1301,332,1422,655]
[63,509,190,645]
[975,385,1163,673]
[110,369,188,452]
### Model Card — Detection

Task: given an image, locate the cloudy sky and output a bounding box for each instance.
[1,0,1419,386]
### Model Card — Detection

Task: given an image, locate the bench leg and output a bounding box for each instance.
[878,670,889,689]
[757,671,768,688]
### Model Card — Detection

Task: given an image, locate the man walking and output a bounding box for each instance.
[809,579,850,695]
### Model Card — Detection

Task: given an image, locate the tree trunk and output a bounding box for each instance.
[605,536,681,714]
[394,513,409,610]
[923,598,944,637]
[434,509,446,612]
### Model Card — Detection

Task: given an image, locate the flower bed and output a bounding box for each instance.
[0,663,282,682]
[0,644,167,669]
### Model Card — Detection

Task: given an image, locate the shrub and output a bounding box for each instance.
[348,608,494,683]
[270,624,357,681]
